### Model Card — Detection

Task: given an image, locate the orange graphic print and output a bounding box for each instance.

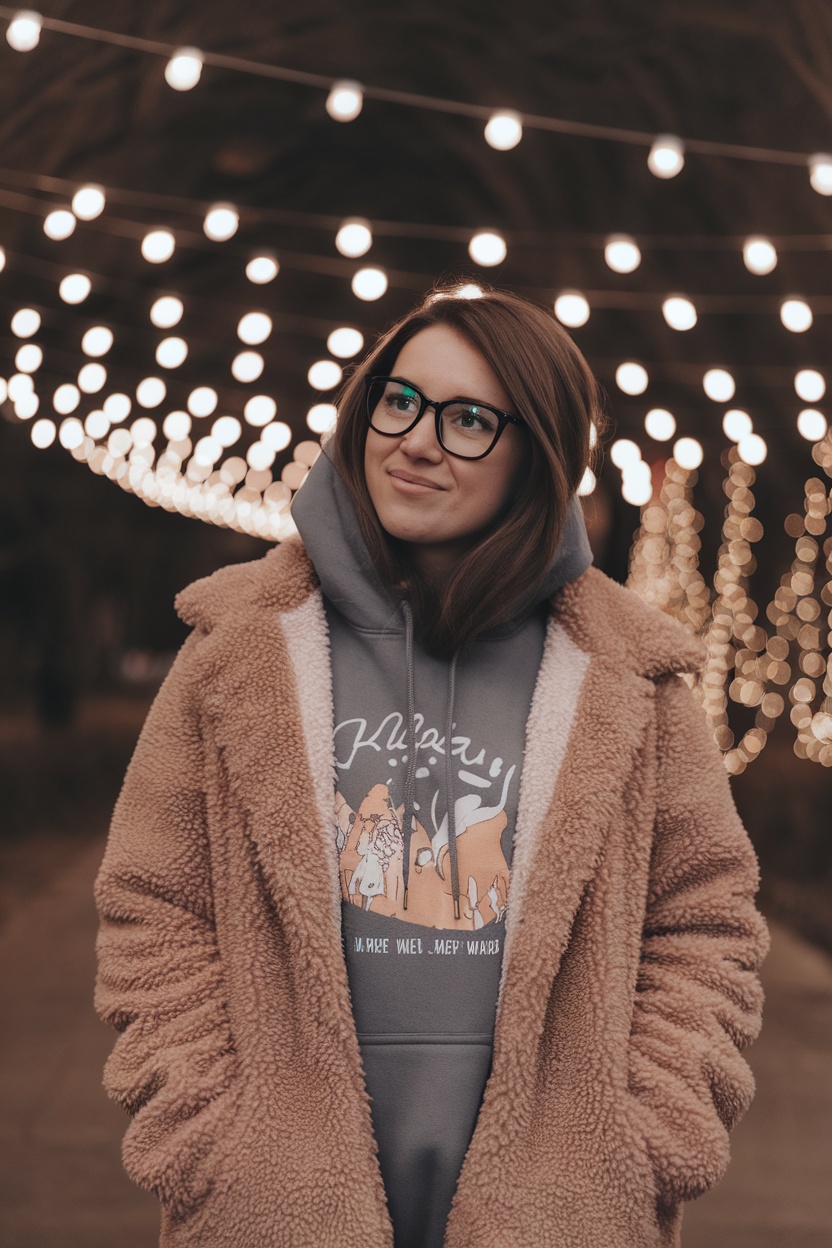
[335,783,509,931]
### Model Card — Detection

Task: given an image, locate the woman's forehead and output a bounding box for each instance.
[391,324,510,408]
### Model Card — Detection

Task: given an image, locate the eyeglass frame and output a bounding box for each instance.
[365,374,526,461]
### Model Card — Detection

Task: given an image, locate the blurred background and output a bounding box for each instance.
[0,2,830,1245]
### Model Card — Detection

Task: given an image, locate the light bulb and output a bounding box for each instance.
[261,421,292,452]
[722,409,753,441]
[484,110,522,151]
[742,236,777,275]
[59,273,91,304]
[211,416,241,447]
[8,373,34,401]
[53,383,81,415]
[150,295,184,328]
[615,362,649,395]
[610,438,641,469]
[16,392,39,419]
[246,253,279,284]
[6,11,41,52]
[84,409,108,438]
[15,343,42,373]
[72,184,105,220]
[621,461,653,506]
[797,409,828,442]
[647,135,684,178]
[794,369,825,402]
[130,417,157,447]
[236,312,272,345]
[738,433,767,465]
[351,267,388,300]
[308,360,342,391]
[244,395,276,427]
[11,307,41,337]
[662,295,697,331]
[165,47,203,91]
[809,153,832,196]
[81,326,113,357]
[231,351,264,383]
[204,203,239,241]
[58,418,85,450]
[163,410,191,440]
[577,467,596,496]
[335,218,372,258]
[103,393,131,422]
[673,437,703,470]
[327,327,364,358]
[136,377,166,409]
[31,418,56,447]
[554,291,590,327]
[0,246,5,273]
[644,408,676,441]
[326,80,363,121]
[468,231,507,266]
[703,368,735,402]
[156,337,188,369]
[187,387,218,417]
[78,362,106,393]
[141,229,175,263]
[43,210,75,240]
[307,403,338,434]
[780,299,813,332]
[604,235,641,273]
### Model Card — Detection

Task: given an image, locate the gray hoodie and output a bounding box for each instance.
[291,450,592,1248]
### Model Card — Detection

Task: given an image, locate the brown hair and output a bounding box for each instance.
[327,283,608,657]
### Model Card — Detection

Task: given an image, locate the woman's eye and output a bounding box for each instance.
[386,391,417,411]
[457,407,495,431]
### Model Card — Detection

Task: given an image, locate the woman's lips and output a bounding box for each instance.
[388,471,443,494]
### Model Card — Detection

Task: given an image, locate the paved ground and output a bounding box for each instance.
[1,836,830,1247]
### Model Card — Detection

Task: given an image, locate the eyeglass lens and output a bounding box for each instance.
[368,379,501,458]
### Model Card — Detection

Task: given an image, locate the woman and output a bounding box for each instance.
[94,286,770,1248]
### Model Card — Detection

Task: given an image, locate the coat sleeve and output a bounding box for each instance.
[626,672,770,1207]
[93,629,240,1221]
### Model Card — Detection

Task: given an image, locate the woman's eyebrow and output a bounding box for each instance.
[392,376,499,405]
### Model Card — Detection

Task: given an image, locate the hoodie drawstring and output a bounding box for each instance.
[400,602,461,921]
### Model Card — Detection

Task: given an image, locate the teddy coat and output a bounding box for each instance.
[93,535,770,1248]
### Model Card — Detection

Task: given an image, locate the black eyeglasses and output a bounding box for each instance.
[365,375,525,460]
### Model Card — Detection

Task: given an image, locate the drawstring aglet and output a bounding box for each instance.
[403,886,408,911]
[453,896,460,921]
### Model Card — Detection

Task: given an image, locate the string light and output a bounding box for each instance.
[103,393,131,422]
[723,409,753,441]
[81,326,113,357]
[141,229,175,263]
[742,236,777,275]
[468,231,506,266]
[673,437,704,470]
[308,360,342,390]
[615,362,648,395]
[662,295,697,331]
[78,362,106,393]
[11,307,41,337]
[31,418,56,447]
[6,10,41,51]
[204,203,239,241]
[326,80,363,121]
[187,386,218,417]
[71,184,105,220]
[0,246,5,272]
[647,134,685,178]
[244,395,276,426]
[58,417,85,450]
[554,291,590,327]
[156,336,188,368]
[610,438,642,469]
[53,383,81,414]
[211,415,240,446]
[644,408,676,441]
[163,410,191,440]
[335,218,372,258]
[231,350,264,383]
[351,266,388,300]
[307,403,338,434]
[15,343,42,372]
[454,283,483,299]
[149,296,184,329]
[59,273,91,304]
[797,409,828,442]
[43,209,75,240]
[703,368,735,402]
[604,234,641,273]
[781,298,813,332]
[261,421,292,452]
[0,378,7,404]
[246,253,279,284]
[621,460,653,506]
[165,47,203,91]
[795,370,826,402]
[484,110,523,151]
[808,153,832,196]
[327,327,364,358]
[237,312,273,345]
[738,432,767,465]
[136,377,166,408]
[15,391,39,419]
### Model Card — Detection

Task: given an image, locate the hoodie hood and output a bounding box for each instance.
[290,448,593,635]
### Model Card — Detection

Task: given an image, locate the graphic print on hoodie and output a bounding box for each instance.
[291,450,593,1248]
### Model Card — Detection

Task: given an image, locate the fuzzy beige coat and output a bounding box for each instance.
[94,537,770,1248]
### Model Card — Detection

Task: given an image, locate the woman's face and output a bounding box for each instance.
[363,324,529,578]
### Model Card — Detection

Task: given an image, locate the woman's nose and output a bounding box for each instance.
[400,406,443,459]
